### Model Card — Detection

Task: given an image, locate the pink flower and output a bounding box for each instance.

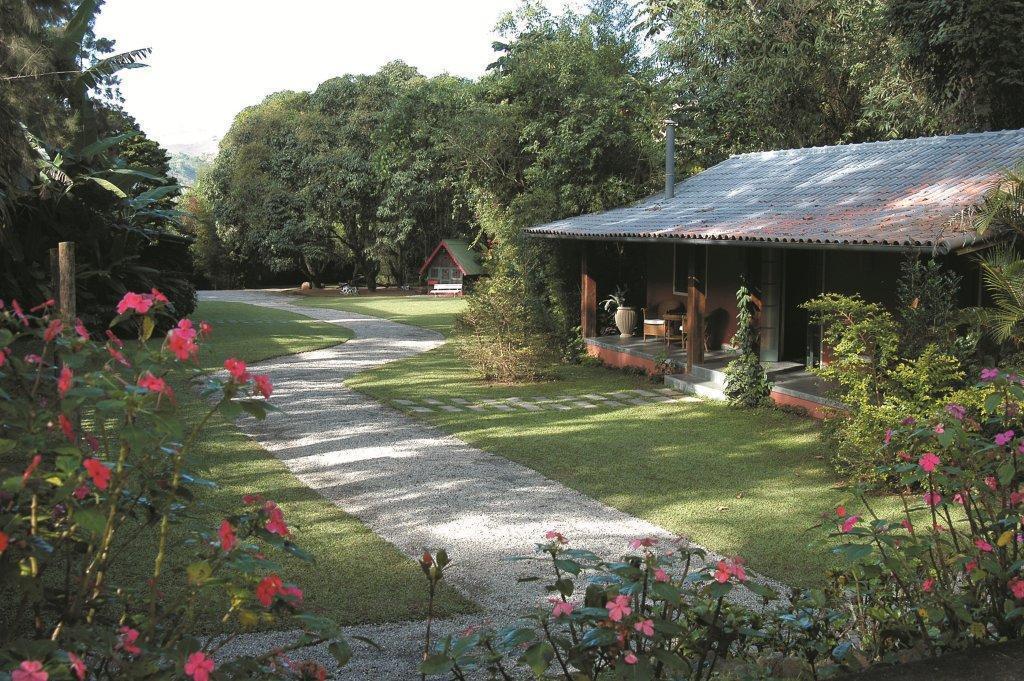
[836,505,846,517]
[1012,491,1024,506]
[72,485,89,500]
[166,319,199,361]
[256,574,283,607]
[918,452,940,473]
[43,319,62,342]
[184,651,214,681]
[629,536,658,550]
[714,560,731,583]
[83,458,110,491]
[653,568,669,583]
[985,476,998,491]
[29,299,54,313]
[149,288,169,304]
[975,538,994,553]
[11,660,48,681]
[883,428,893,445]
[73,319,89,340]
[995,430,1015,446]
[116,292,153,315]
[841,515,860,533]
[138,372,172,398]
[966,559,978,573]
[981,367,999,381]
[57,366,73,397]
[634,618,655,637]
[219,520,237,552]
[933,423,944,434]
[623,651,638,665]
[118,626,141,655]
[24,354,43,365]
[11,299,28,326]
[199,321,213,337]
[901,519,913,532]
[945,403,966,420]
[606,594,632,622]
[544,530,567,544]
[280,585,304,603]
[68,652,86,681]
[264,501,288,536]
[548,597,574,618]
[224,357,249,382]
[106,345,130,367]
[923,491,942,507]
[105,330,123,348]
[253,374,273,399]
[0,348,9,367]
[1009,578,1024,599]
[922,578,935,593]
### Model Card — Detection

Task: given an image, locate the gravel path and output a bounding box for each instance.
[199,290,786,678]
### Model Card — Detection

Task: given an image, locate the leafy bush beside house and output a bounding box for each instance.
[723,284,771,408]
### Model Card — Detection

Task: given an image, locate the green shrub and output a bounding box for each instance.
[804,293,963,482]
[453,274,558,382]
[724,284,771,407]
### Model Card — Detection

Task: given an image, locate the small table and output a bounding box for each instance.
[662,313,685,348]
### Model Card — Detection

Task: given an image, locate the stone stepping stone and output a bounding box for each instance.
[573,401,599,409]
[633,389,657,397]
[516,402,543,411]
[491,404,514,412]
[582,394,608,400]
[450,398,469,405]
[506,396,524,402]
[423,398,444,405]
[393,399,417,406]
[465,405,488,412]
[653,388,678,396]
[552,404,572,411]
[410,407,433,413]
[532,398,552,404]
[602,400,625,407]
[439,405,463,413]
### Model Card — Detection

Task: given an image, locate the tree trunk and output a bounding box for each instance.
[301,254,323,288]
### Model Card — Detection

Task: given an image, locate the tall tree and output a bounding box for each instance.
[888,0,1024,131]
[645,0,942,164]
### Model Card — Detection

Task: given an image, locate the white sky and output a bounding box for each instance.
[94,0,582,150]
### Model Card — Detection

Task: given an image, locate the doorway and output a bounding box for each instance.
[781,250,824,365]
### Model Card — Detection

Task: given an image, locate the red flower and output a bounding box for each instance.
[280,585,304,603]
[73,318,89,340]
[218,520,237,552]
[199,321,212,337]
[544,530,567,544]
[83,458,111,491]
[922,578,935,593]
[22,453,42,485]
[116,292,153,315]
[629,536,658,550]
[224,357,249,382]
[256,574,283,606]
[149,288,169,304]
[0,530,8,552]
[105,330,123,348]
[58,366,73,397]
[44,319,63,342]
[264,501,288,536]
[184,651,214,681]
[29,299,54,313]
[835,505,846,518]
[1009,578,1024,599]
[975,538,994,553]
[117,626,141,655]
[841,515,860,533]
[58,414,75,442]
[605,594,632,621]
[106,345,130,367]
[253,374,273,398]
[11,299,28,325]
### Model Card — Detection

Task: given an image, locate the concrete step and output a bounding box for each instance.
[691,359,804,385]
[664,373,727,401]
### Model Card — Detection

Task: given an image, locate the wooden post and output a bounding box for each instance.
[58,241,76,326]
[581,245,597,338]
[686,249,705,373]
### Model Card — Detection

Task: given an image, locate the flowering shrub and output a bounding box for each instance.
[420,534,782,679]
[0,294,347,679]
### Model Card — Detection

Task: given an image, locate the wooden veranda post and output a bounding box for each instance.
[581,245,597,338]
[686,249,705,373]
[58,241,76,325]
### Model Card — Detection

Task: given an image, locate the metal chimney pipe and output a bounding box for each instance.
[664,120,676,200]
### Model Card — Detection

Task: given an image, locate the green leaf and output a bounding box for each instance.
[74,509,106,538]
[420,653,453,675]
[87,176,127,198]
[581,627,617,649]
[519,642,553,676]
[329,639,352,667]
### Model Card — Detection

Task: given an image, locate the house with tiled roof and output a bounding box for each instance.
[526,127,1024,415]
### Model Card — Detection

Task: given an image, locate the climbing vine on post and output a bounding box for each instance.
[724,284,772,407]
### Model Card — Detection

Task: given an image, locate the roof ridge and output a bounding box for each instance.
[725,127,1024,161]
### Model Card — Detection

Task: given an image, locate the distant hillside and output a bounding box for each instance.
[168,151,214,186]
[166,137,219,186]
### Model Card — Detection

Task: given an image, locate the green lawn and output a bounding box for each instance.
[327,296,846,587]
[124,300,473,628]
[292,293,466,335]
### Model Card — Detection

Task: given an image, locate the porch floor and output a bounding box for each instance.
[584,335,840,410]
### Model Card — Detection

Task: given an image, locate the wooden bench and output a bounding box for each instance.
[428,283,463,296]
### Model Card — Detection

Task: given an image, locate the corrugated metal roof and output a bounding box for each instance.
[526,129,1024,252]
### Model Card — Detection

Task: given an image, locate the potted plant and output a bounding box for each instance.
[601,286,637,337]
